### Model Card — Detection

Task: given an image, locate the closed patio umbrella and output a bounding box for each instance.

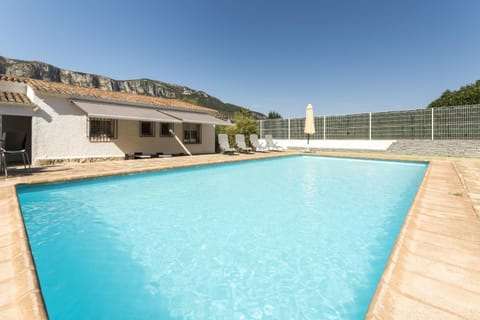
[304,103,315,152]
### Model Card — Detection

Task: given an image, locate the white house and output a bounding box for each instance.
[0,74,231,165]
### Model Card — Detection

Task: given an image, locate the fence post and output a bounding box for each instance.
[323,115,326,140]
[369,112,372,140]
[431,108,434,140]
[288,118,291,140]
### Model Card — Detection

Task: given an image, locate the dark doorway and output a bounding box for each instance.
[2,115,32,162]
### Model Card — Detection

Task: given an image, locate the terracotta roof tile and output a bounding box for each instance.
[0,91,33,105]
[0,74,214,113]
[0,74,30,84]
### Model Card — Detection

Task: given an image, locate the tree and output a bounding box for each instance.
[267,110,282,119]
[428,80,480,108]
[215,108,258,149]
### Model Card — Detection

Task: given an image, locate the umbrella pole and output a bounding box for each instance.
[306,134,310,152]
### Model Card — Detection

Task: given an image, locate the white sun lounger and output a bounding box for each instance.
[265,135,285,151]
[218,134,236,154]
[249,134,269,152]
[235,134,253,153]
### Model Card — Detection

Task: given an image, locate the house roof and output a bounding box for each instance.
[0,91,33,105]
[0,74,215,113]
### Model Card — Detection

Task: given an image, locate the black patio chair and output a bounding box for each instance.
[0,132,6,177]
[2,131,31,177]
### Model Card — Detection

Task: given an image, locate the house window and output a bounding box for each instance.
[160,123,173,137]
[183,123,201,144]
[140,121,155,137]
[89,118,117,141]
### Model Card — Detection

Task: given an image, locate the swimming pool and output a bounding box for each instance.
[17,155,427,319]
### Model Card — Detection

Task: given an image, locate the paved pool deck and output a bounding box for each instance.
[0,151,479,319]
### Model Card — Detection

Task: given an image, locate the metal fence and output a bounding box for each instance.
[258,104,480,140]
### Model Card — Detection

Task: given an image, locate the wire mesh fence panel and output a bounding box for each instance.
[325,113,369,139]
[260,119,289,139]
[258,105,480,140]
[314,117,325,140]
[434,105,480,139]
[289,118,305,139]
[371,109,431,139]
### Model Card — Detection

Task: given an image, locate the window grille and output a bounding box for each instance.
[184,123,201,144]
[139,121,155,137]
[160,123,173,137]
[89,118,117,142]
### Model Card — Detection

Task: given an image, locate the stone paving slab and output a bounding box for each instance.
[367,160,480,320]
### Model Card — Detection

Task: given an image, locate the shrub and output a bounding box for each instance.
[215,108,258,150]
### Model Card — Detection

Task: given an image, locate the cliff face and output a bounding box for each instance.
[0,56,265,119]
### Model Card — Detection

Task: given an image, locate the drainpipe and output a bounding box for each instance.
[169,129,192,156]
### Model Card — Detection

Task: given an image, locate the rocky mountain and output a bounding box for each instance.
[0,56,265,119]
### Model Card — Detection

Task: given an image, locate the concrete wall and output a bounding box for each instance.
[265,138,480,157]
[386,140,480,158]
[264,139,395,151]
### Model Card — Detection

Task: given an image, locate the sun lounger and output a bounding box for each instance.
[249,134,269,152]
[134,152,151,159]
[218,134,236,154]
[265,135,285,151]
[155,152,172,158]
[235,134,253,153]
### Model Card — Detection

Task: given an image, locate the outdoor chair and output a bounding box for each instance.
[218,134,236,154]
[235,134,253,153]
[2,131,31,177]
[0,132,6,177]
[133,152,151,159]
[155,152,172,158]
[265,135,285,151]
[249,134,269,152]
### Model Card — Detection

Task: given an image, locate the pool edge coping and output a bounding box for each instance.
[365,159,433,318]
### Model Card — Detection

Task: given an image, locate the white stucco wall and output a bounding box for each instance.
[29,93,216,162]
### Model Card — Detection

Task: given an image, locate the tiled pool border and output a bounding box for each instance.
[1,151,479,319]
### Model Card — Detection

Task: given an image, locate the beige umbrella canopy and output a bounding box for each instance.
[304,103,315,152]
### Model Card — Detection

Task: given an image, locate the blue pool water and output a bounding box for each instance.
[18,156,427,319]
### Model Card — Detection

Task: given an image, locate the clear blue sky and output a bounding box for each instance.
[2,0,480,117]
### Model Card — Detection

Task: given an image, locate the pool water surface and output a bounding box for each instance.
[17,156,427,319]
